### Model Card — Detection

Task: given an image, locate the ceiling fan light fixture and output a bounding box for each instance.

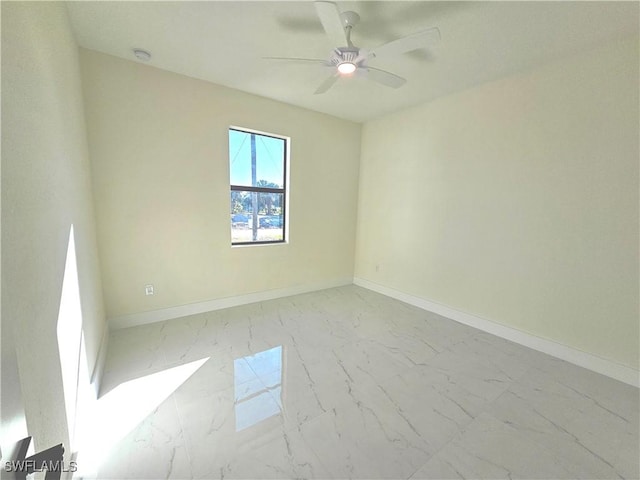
[267,2,440,94]
[337,62,356,75]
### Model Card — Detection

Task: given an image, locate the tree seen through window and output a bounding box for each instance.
[229,128,287,244]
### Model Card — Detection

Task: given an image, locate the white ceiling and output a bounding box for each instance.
[67,1,638,123]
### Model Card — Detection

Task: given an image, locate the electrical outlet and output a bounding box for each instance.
[145,284,154,296]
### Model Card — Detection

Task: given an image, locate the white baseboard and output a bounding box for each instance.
[354,277,639,388]
[108,277,354,330]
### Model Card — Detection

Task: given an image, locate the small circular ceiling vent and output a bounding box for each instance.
[133,48,151,62]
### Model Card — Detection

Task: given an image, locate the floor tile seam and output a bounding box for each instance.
[171,387,230,479]
[308,373,469,457]
[288,410,346,479]
[428,339,533,387]
[277,399,327,430]
[247,372,292,415]
[471,390,628,478]
[164,348,241,373]
[276,369,378,428]
[481,409,630,478]
[520,365,640,422]
[476,370,529,424]
[450,364,636,462]
[400,340,458,376]
[395,413,482,480]
[393,382,484,480]
[478,338,541,385]
[278,419,336,476]
[405,410,509,479]
[169,391,195,479]
[173,378,238,408]
[400,370,529,479]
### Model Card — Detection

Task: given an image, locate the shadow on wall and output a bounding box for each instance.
[56,225,209,476]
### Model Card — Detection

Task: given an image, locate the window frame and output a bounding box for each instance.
[229,126,289,246]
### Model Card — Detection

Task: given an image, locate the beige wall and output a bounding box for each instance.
[1,2,106,450]
[2,1,636,457]
[355,35,639,370]
[80,50,361,319]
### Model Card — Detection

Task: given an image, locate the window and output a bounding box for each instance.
[229,127,287,245]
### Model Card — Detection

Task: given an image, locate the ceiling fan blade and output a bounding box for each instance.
[370,27,441,59]
[314,1,348,47]
[263,56,327,65]
[354,48,370,64]
[362,66,407,89]
[314,73,339,94]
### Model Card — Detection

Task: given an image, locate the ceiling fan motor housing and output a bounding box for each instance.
[331,47,360,66]
[340,11,360,28]
[267,1,441,93]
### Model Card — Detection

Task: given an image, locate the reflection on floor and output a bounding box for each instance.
[94,286,639,479]
[234,346,283,432]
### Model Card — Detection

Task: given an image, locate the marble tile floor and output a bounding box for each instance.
[94,286,639,479]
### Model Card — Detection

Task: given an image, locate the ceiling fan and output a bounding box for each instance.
[266,1,441,94]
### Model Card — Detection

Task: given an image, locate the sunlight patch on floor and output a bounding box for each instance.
[74,358,208,477]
